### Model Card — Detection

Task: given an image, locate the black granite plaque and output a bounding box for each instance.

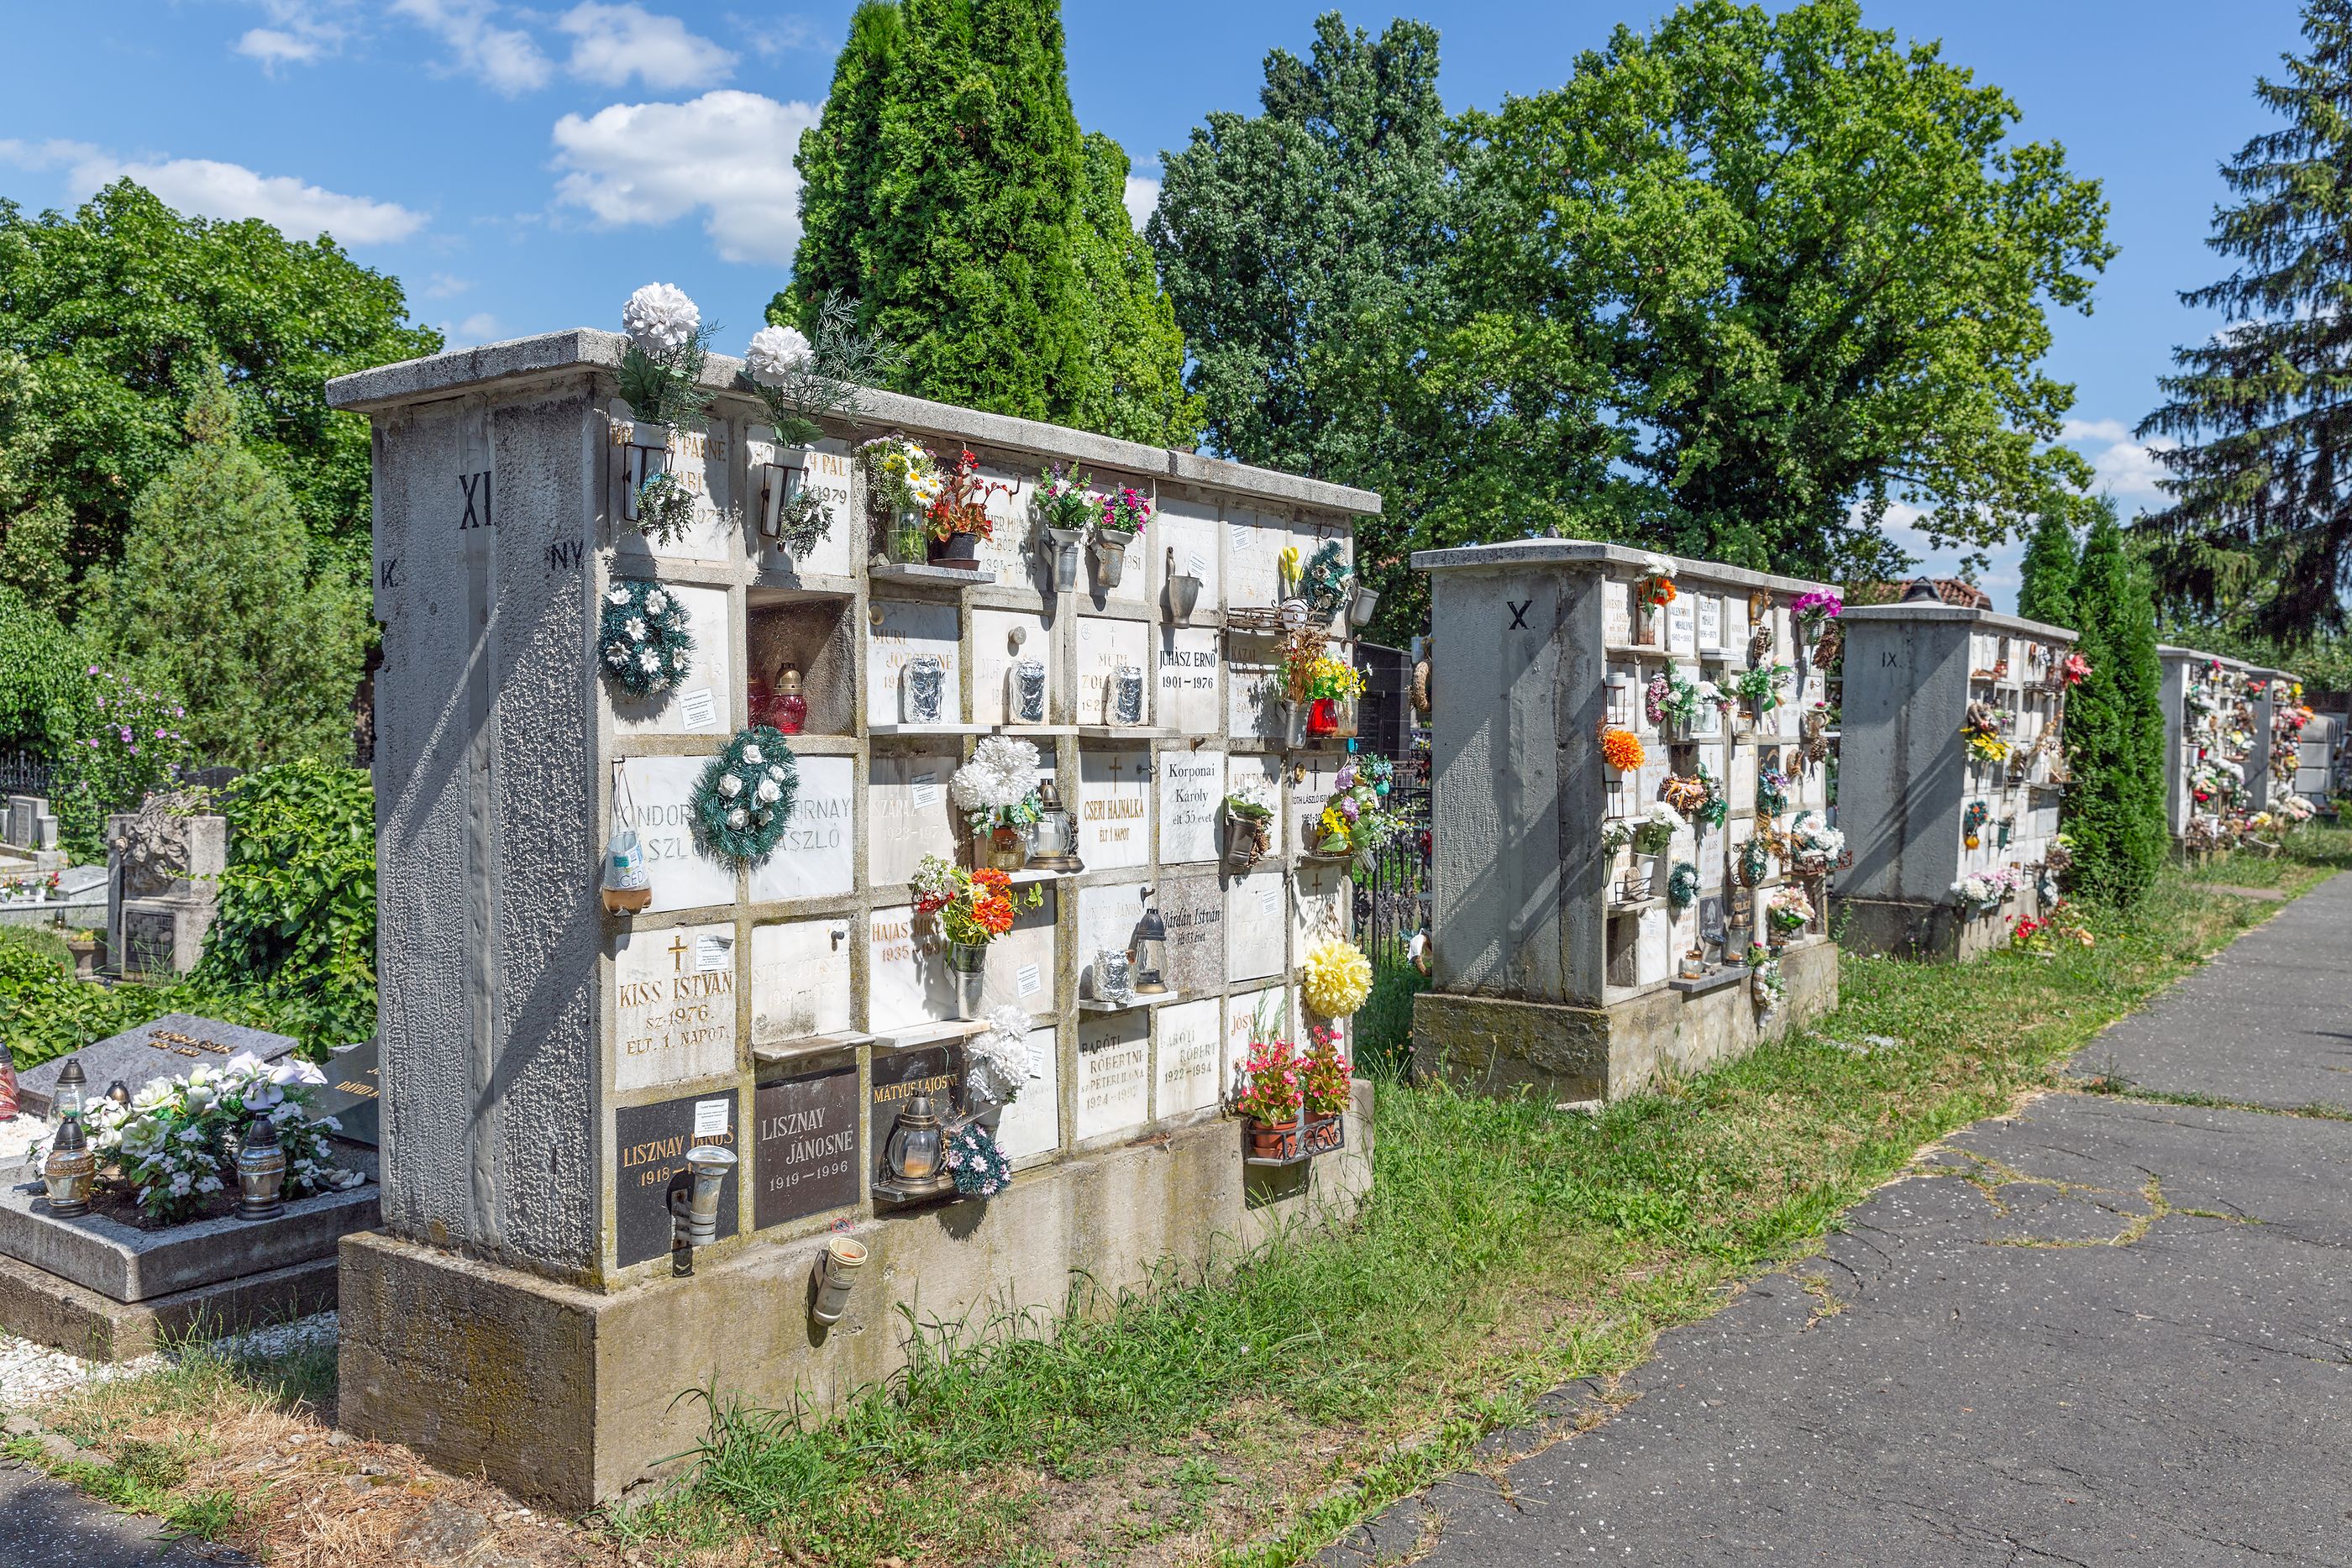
[615,1091,741,1268]
[311,1037,381,1146]
[1698,895,1729,956]
[17,1013,300,1119]
[870,1043,960,1192]
[753,1063,860,1230]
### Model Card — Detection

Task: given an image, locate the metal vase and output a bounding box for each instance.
[1348,584,1379,629]
[1092,529,1133,588]
[948,941,988,1020]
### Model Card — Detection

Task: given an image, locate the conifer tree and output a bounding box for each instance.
[2062,500,2167,905]
[88,371,367,767]
[2016,504,2080,628]
[2139,0,2352,637]
[1067,133,1202,447]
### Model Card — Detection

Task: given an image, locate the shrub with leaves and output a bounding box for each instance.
[50,669,193,861]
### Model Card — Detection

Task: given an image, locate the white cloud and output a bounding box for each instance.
[2061,415,2175,507]
[422,271,475,298]
[0,139,426,245]
[1122,176,1159,232]
[391,0,552,94]
[732,13,821,59]
[550,90,819,265]
[442,312,502,343]
[234,1,356,70]
[560,3,734,89]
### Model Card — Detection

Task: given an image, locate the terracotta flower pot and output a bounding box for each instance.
[1248,1119,1302,1161]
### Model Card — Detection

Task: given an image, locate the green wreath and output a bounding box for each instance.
[691,726,800,865]
[1739,835,1771,888]
[1667,860,1700,910]
[600,579,694,697]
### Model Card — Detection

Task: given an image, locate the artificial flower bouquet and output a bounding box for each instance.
[1300,936,1373,1020]
[1784,810,1847,877]
[1313,758,1398,859]
[927,448,1011,542]
[1601,726,1645,772]
[911,856,1042,947]
[1631,800,1685,857]
[1792,589,1842,628]
[1756,767,1792,818]
[1098,485,1153,540]
[952,736,1044,863]
[1765,883,1814,937]
[860,433,943,560]
[75,1055,363,1225]
[1032,462,1095,536]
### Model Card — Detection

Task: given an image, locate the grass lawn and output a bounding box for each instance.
[12,826,2349,1568]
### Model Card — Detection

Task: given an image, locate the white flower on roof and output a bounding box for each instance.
[622,283,701,357]
[744,324,812,387]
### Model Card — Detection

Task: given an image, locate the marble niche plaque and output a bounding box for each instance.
[1078,616,1152,727]
[1226,753,1284,856]
[1721,593,1751,653]
[1224,510,1284,609]
[1292,862,1350,954]
[1697,593,1723,652]
[615,1090,739,1268]
[609,581,731,740]
[751,438,855,579]
[990,1025,1061,1162]
[869,599,961,724]
[970,464,1039,589]
[1154,997,1222,1119]
[977,881,1057,1015]
[1157,750,1222,864]
[1666,595,1698,656]
[615,922,739,1092]
[868,904,954,1032]
[753,1062,860,1230]
[1077,881,1152,1001]
[1602,578,1634,647]
[1157,495,1223,615]
[748,755,854,903]
[748,919,853,1046]
[972,607,1055,726]
[1225,870,1288,983]
[612,755,737,914]
[871,1043,962,1193]
[1225,643,1283,742]
[1079,749,1152,871]
[1155,872,1225,998]
[1224,986,1292,1090]
[614,417,734,567]
[867,751,958,888]
[1157,626,1221,737]
[1074,1011,1150,1142]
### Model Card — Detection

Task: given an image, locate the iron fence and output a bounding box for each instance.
[0,749,54,797]
[1352,748,1431,971]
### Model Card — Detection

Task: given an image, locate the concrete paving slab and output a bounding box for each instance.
[0,1458,216,1565]
[2071,870,2352,1111]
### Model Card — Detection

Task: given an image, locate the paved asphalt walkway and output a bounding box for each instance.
[1329,872,2352,1567]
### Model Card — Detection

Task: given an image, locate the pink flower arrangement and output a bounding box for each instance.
[2061,652,2092,685]
[1100,486,1152,536]
[1792,589,1842,625]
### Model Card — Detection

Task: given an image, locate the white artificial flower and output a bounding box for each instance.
[607,586,630,606]
[622,283,701,357]
[953,735,1042,813]
[132,1081,173,1112]
[625,616,647,641]
[606,643,628,667]
[717,774,743,799]
[224,1053,266,1077]
[243,1082,284,1113]
[744,323,812,387]
[273,1101,302,1125]
[766,764,786,783]
[742,744,764,765]
[183,1084,215,1112]
[318,1115,343,1133]
[273,1059,328,1088]
[756,777,781,805]
[726,807,748,829]
[638,649,661,674]
[644,589,669,614]
[1638,550,1677,579]
[966,1004,1033,1106]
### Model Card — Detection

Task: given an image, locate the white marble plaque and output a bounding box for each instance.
[1157,751,1222,864]
[992,1025,1061,1161]
[1224,509,1284,609]
[868,600,962,724]
[973,607,1054,726]
[613,754,736,914]
[1292,861,1350,955]
[1074,1012,1151,1141]
[1157,495,1223,615]
[1603,578,1633,646]
[970,463,1037,589]
[867,751,959,888]
[1077,881,1150,1000]
[1697,594,1723,650]
[1226,753,1284,855]
[1731,747,1758,807]
[749,919,853,1045]
[1224,987,1292,1094]
[1157,626,1221,737]
[1637,906,1671,986]
[1154,998,1222,1118]
[977,882,1056,1015]
[1077,616,1152,727]
[748,755,853,903]
[750,436,855,579]
[1226,870,1288,983]
[867,904,952,1032]
[1079,749,1151,870]
[615,921,738,1091]
[617,418,735,566]
[1722,595,1750,653]
[1226,651,1283,742]
[1666,598,1697,655]
[610,582,732,739]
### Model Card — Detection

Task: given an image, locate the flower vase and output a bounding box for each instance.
[1331,695,1359,739]
[1092,527,1134,588]
[1307,699,1340,737]
[948,941,988,1020]
[1222,815,1266,873]
[889,506,930,564]
[1282,701,1310,749]
[1247,1119,1303,1162]
[983,825,1029,873]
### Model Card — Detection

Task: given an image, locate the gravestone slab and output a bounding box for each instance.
[1079,749,1151,869]
[1078,618,1152,728]
[1158,495,1223,611]
[1155,873,1225,997]
[871,1044,961,1193]
[1226,872,1288,983]
[977,882,1057,1015]
[614,1091,739,1268]
[609,582,731,741]
[748,919,853,1046]
[312,1037,382,1146]
[866,752,959,889]
[752,1062,859,1230]
[18,1015,299,1119]
[612,755,737,913]
[991,1025,1061,1162]
[1157,627,1221,737]
[972,608,1055,726]
[1224,986,1292,1088]
[1153,998,1221,1119]
[747,754,855,903]
[615,923,738,1093]
[1157,751,1222,864]
[869,600,962,724]
[1074,1012,1150,1143]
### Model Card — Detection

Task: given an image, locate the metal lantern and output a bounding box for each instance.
[41,1115,96,1218]
[620,422,671,523]
[877,1093,957,1202]
[106,1079,131,1108]
[1041,526,1085,593]
[1027,779,1084,873]
[756,456,804,542]
[51,1058,87,1124]
[1131,893,1170,995]
[1112,663,1146,726]
[1012,655,1048,723]
[1093,947,1134,1004]
[235,1118,289,1220]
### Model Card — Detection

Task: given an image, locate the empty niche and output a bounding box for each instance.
[746,591,854,737]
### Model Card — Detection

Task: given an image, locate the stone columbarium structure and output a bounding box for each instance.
[2155,648,2294,848]
[325,321,1378,1509]
[1410,540,1841,1102]
[1833,594,2078,962]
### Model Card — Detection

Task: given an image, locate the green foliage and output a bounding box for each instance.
[2139,0,2352,637]
[1432,0,2112,586]
[48,670,192,862]
[86,370,367,768]
[0,585,90,753]
[0,180,440,601]
[2063,501,2168,905]
[2016,505,2081,628]
[1150,13,1456,637]
[192,760,377,1051]
[780,0,1194,446]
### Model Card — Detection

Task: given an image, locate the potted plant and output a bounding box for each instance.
[912,857,1042,1020]
[1221,784,1274,871]
[1093,485,1152,587]
[923,448,1009,569]
[1299,1024,1351,1154]
[1235,1036,1305,1161]
[952,736,1045,873]
[859,433,942,564]
[1733,662,1793,722]
[66,928,102,980]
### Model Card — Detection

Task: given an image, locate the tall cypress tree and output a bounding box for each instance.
[2139,0,2352,637]
[2016,504,2080,628]
[2063,500,2167,905]
[783,2,904,318]
[1067,133,1203,447]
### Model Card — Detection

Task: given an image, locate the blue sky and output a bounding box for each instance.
[0,1,2310,607]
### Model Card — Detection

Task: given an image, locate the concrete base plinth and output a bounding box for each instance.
[0,1249,339,1361]
[1410,939,1839,1103]
[337,1084,1374,1513]
[1840,886,2044,963]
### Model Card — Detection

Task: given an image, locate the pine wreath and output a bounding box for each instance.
[691,726,799,865]
[1299,540,1352,620]
[1667,860,1700,910]
[600,578,694,697]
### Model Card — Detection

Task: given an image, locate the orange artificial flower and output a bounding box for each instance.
[1601,727,1645,772]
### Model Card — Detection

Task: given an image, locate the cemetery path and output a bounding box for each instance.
[1326,873,2352,1568]
[0,1456,215,1565]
